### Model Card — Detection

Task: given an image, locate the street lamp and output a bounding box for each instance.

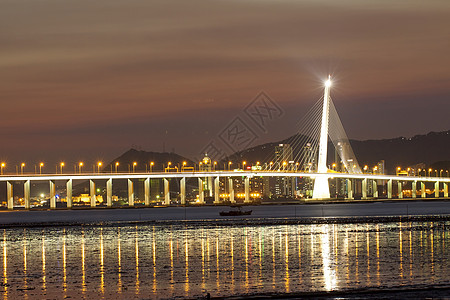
[21,163,25,174]
[242,161,246,170]
[114,162,119,173]
[98,162,102,173]
[79,162,84,173]
[60,162,65,174]
[282,161,287,170]
[228,161,232,171]
[150,162,154,172]
[428,168,432,177]
[213,161,217,171]
[269,161,273,170]
[39,162,44,174]
[0,163,4,175]
[182,161,187,171]
[133,162,137,173]
[440,169,443,177]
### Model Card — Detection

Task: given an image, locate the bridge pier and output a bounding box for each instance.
[144,178,150,206]
[372,180,378,198]
[24,180,30,209]
[7,182,13,210]
[229,178,235,203]
[346,179,353,200]
[362,178,367,199]
[128,179,134,206]
[444,183,448,198]
[214,177,220,204]
[244,176,250,203]
[50,180,56,209]
[421,182,426,198]
[107,178,112,207]
[198,178,204,204]
[398,181,403,199]
[67,179,73,208]
[164,178,170,205]
[180,177,186,205]
[412,181,417,198]
[90,180,96,208]
[435,181,439,198]
[387,179,392,199]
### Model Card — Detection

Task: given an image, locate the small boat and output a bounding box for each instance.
[220,206,252,216]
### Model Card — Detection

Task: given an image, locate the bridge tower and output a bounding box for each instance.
[312,76,332,199]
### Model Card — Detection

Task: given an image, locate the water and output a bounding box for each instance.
[0,221,449,299]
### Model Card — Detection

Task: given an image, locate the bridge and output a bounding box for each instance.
[1,77,448,210]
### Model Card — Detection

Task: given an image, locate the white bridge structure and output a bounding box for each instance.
[0,77,448,210]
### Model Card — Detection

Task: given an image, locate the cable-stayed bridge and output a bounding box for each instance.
[0,77,448,210]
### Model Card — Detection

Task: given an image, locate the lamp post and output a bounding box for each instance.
[213,161,217,171]
[21,163,25,175]
[115,162,119,173]
[440,169,443,177]
[60,162,64,174]
[269,161,273,171]
[428,168,432,177]
[150,162,154,172]
[79,162,83,173]
[182,161,187,171]
[39,162,44,175]
[228,161,232,171]
[0,163,4,175]
[133,162,137,173]
[98,162,102,173]
[242,161,246,170]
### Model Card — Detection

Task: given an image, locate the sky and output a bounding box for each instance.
[1,0,449,169]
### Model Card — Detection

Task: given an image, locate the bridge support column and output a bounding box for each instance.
[50,180,56,209]
[144,178,150,206]
[387,179,392,199]
[229,178,235,204]
[90,180,96,208]
[444,183,448,198]
[164,178,170,205]
[435,181,439,198]
[128,179,134,206]
[398,181,403,199]
[180,177,186,205]
[106,179,112,207]
[24,180,30,209]
[372,180,378,198]
[214,177,220,204]
[198,178,204,204]
[7,182,13,210]
[421,182,426,198]
[66,179,73,208]
[244,176,250,203]
[362,178,367,199]
[412,181,417,198]
[346,179,353,200]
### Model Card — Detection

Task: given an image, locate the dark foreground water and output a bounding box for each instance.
[0,221,449,299]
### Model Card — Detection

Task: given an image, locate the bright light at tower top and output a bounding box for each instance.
[325,75,332,87]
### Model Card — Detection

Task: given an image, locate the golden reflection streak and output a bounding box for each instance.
[152,227,156,293]
[118,228,122,293]
[244,229,249,293]
[63,229,67,293]
[345,229,349,284]
[272,230,276,289]
[430,222,435,282]
[259,232,262,282]
[284,229,289,293]
[184,232,189,295]
[216,236,220,289]
[376,225,380,286]
[231,235,234,293]
[321,224,336,292]
[135,227,139,295]
[2,231,7,299]
[81,231,85,294]
[298,227,302,285]
[366,224,370,284]
[170,231,174,291]
[399,222,403,279]
[23,229,28,296]
[100,228,105,295]
[42,235,46,292]
[409,223,413,280]
[355,229,359,283]
[201,235,205,290]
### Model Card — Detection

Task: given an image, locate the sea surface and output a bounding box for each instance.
[0,220,449,299]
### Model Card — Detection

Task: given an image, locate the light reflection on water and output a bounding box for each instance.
[0,221,448,298]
